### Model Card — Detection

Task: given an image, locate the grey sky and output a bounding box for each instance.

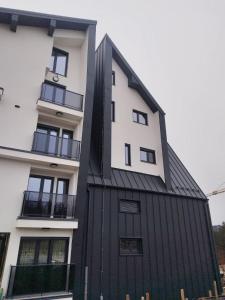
[0,0,224,224]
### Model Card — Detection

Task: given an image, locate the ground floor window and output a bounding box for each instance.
[18,237,69,265]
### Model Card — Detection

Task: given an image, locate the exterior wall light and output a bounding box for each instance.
[53,74,59,82]
[0,87,4,101]
[56,111,63,117]
[50,163,58,168]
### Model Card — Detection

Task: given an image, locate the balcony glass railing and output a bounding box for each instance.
[40,82,83,111]
[7,264,75,298]
[32,131,81,161]
[21,191,76,219]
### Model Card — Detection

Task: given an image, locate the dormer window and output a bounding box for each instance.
[132,110,148,125]
[49,47,68,76]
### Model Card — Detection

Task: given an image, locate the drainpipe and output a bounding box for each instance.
[100,183,106,300]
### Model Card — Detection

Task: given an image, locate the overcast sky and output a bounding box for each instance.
[0,0,224,224]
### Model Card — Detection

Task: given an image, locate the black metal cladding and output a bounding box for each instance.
[82,34,221,300]
[85,186,220,300]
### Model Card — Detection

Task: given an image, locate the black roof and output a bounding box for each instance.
[88,144,206,200]
[0,7,96,31]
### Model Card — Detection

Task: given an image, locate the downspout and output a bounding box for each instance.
[100,183,106,300]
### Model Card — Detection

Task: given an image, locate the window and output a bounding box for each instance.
[133,110,148,125]
[125,144,131,166]
[18,238,68,265]
[49,48,68,76]
[120,200,140,214]
[111,101,115,122]
[120,238,143,255]
[112,71,115,85]
[140,148,156,164]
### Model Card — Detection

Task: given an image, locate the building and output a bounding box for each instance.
[0,8,221,300]
[0,7,96,300]
[72,35,221,300]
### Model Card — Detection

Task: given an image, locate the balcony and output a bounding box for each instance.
[21,191,76,219]
[7,264,75,298]
[17,191,78,229]
[32,131,81,161]
[40,82,83,111]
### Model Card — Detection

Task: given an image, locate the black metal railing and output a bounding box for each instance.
[32,131,81,161]
[21,191,76,219]
[40,82,83,111]
[7,264,75,298]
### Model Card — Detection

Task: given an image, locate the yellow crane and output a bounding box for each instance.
[207,187,225,197]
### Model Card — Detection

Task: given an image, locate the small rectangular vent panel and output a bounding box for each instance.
[120,200,140,213]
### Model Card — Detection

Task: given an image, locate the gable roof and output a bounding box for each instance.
[88,144,206,200]
[102,35,165,115]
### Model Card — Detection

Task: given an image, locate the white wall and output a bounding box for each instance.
[0,25,88,151]
[0,158,74,292]
[111,59,165,180]
[0,24,88,296]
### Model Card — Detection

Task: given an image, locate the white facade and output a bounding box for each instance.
[111,59,165,181]
[0,20,89,300]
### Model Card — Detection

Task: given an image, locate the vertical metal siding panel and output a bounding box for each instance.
[146,193,159,299]
[133,191,144,299]
[176,199,190,294]
[181,198,198,297]
[141,192,151,296]
[197,201,214,292]
[170,197,184,298]
[87,188,95,299]
[194,201,212,295]
[91,188,103,300]
[187,199,205,297]
[109,189,120,300]
[204,202,222,293]
[102,188,110,300]
[152,194,166,300]
[164,196,179,300]
[159,195,174,299]
[118,189,128,299]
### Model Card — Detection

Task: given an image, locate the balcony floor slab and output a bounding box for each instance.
[16,217,78,230]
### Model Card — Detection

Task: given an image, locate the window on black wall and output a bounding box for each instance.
[125,144,131,166]
[120,200,140,214]
[133,110,148,125]
[140,148,156,164]
[111,101,115,122]
[112,71,115,85]
[49,48,68,76]
[120,238,143,255]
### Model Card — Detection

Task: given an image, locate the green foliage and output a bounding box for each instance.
[214,222,225,249]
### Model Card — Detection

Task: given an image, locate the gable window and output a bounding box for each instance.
[140,148,156,164]
[120,238,143,255]
[133,110,148,125]
[18,238,68,265]
[111,101,115,122]
[49,48,68,76]
[112,71,115,85]
[125,144,131,166]
[120,200,140,214]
